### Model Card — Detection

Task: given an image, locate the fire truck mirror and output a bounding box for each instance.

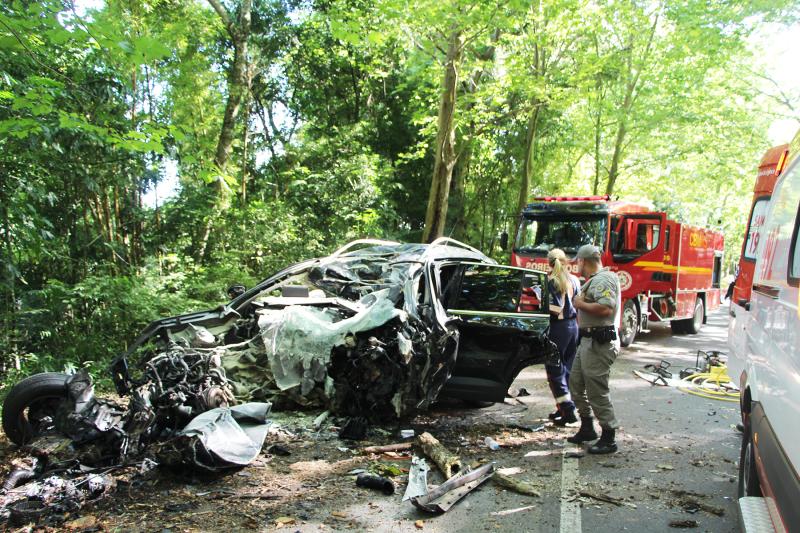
[499,231,509,251]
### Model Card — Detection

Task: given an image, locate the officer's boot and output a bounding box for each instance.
[566,416,598,443]
[588,427,618,454]
[553,404,578,426]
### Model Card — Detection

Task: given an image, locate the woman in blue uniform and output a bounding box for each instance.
[546,248,580,425]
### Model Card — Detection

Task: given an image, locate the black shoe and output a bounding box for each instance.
[548,410,560,420]
[588,428,618,454]
[553,409,578,427]
[566,417,598,443]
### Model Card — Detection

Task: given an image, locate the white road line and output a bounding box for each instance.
[559,449,582,533]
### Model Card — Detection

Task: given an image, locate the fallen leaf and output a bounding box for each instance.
[415,519,424,529]
[331,511,347,519]
[657,464,675,470]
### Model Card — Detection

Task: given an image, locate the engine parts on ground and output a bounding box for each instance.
[153,402,273,472]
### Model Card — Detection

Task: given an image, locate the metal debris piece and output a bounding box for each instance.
[403,456,430,502]
[411,463,496,513]
[154,403,272,471]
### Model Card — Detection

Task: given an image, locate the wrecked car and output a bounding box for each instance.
[3,238,558,451]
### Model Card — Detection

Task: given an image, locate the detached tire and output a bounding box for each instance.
[2,372,69,446]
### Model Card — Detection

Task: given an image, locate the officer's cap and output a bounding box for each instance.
[575,244,602,260]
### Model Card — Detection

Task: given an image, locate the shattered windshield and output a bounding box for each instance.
[515,216,607,255]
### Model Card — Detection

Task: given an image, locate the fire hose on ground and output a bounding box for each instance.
[633,351,740,403]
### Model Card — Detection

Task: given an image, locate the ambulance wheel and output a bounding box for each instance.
[685,298,704,335]
[620,300,638,347]
[738,423,762,497]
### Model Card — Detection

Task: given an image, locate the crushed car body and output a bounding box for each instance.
[111,238,559,419]
[1,238,558,522]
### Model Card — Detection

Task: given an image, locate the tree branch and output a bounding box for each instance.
[206,0,235,38]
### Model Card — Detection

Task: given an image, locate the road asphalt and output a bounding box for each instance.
[328,307,742,533]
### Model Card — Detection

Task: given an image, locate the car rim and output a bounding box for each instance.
[21,396,64,441]
[623,306,636,341]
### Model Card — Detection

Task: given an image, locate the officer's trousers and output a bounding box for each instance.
[569,337,619,429]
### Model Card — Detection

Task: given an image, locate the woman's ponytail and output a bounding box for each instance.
[548,248,569,295]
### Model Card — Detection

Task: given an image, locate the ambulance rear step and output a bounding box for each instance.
[739,496,786,533]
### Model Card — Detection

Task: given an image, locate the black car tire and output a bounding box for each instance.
[620,300,638,347]
[2,372,69,446]
[738,423,762,497]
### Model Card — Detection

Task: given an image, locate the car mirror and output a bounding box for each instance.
[226,284,246,299]
[499,231,509,251]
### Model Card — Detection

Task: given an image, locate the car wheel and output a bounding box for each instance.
[685,298,704,335]
[463,400,494,408]
[738,423,762,497]
[620,300,638,347]
[670,319,686,334]
[2,372,69,446]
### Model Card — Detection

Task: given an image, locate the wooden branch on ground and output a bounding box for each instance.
[417,432,461,479]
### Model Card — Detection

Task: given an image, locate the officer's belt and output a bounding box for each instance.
[579,326,617,343]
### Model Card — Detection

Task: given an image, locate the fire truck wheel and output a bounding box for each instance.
[685,298,704,335]
[620,300,638,347]
[670,319,687,334]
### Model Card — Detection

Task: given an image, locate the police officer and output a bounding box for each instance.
[566,244,621,454]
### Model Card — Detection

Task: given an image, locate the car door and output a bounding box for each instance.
[436,262,556,402]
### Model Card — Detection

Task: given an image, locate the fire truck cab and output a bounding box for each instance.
[510,196,724,346]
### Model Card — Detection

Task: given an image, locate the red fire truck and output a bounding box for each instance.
[509,196,724,346]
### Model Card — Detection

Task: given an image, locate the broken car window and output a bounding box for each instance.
[447,264,547,314]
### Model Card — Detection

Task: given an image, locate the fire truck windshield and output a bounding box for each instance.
[515,216,607,256]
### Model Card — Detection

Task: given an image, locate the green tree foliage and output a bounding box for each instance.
[0,0,797,381]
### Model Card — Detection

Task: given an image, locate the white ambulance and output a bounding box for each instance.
[735,130,800,532]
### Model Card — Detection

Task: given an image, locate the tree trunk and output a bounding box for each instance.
[518,104,541,216]
[449,143,469,241]
[198,0,253,262]
[422,29,463,243]
[592,104,602,195]
[605,110,627,196]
